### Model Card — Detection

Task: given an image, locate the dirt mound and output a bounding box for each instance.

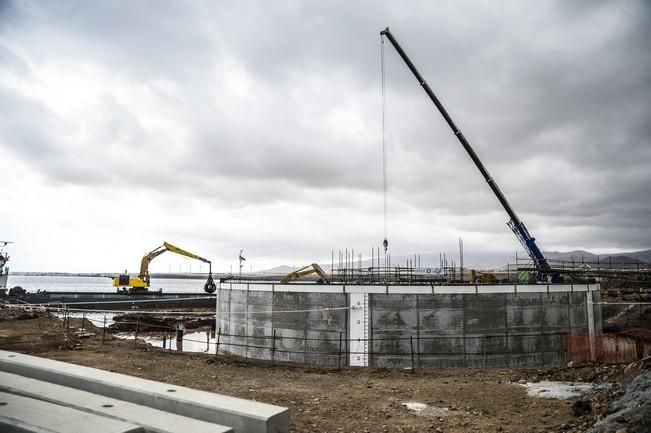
[589,369,651,433]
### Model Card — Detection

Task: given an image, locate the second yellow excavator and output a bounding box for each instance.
[281,263,330,284]
[113,242,217,294]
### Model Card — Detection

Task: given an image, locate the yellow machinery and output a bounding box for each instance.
[113,242,217,294]
[281,263,330,284]
[470,269,498,284]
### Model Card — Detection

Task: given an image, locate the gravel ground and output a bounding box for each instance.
[0,305,649,433]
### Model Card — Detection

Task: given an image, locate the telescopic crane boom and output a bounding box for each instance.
[380,27,554,279]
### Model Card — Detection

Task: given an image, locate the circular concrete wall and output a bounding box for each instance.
[215,283,601,368]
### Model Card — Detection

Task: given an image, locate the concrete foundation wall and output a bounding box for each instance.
[216,284,602,368]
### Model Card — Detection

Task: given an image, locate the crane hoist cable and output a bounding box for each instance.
[381,32,389,253]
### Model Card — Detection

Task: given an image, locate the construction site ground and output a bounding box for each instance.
[0,306,649,433]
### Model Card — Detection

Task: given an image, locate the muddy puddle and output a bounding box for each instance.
[115,331,217,354]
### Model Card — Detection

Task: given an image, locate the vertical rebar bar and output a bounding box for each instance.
[134,321,139,346]
[102,314,106,344]
[216,327,221,355]
[81,312,86,332]
[338,332,343,370]
[206,333,210,352]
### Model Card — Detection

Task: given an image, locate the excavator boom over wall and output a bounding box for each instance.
[380,27,555,280]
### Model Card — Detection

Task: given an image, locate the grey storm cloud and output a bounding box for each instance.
[1,0,650,259]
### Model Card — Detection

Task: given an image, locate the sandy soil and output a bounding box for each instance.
[0,306,645,433]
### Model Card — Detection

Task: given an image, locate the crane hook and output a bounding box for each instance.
[383,238,388,252]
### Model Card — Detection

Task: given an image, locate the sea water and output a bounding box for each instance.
[7,275,209,293]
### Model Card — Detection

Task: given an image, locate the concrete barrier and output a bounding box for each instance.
[0,390,144,433]
[0,351,289,433]
[0,372,233,433]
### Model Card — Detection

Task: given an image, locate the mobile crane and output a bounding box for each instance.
[113,242,217,294]
[380,28,558,282]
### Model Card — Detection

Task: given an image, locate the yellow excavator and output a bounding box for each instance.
[113,242,217,294]
[281,263,330,284]
[470,269,498,284]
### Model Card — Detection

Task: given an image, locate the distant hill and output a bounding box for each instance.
[543,249,650,264]
[258,248,650,273]
[260,265,294,274]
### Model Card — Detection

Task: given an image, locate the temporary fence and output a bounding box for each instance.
[565,333,646,364]
[44,308,576,369]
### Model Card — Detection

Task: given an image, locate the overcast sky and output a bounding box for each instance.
[1,0,650,273]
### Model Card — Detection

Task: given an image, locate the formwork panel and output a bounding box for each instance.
[418,294,465,335]
[506,293,543,333]
[270,292,306,363]
[592,291,603,332]
[274,327,305,364]
[541,333,566,365]
[246,291,273,360]
[216,289,231,346]
[508,334,545,366]
[271,292,305,330]
[370,294,418,368]
[542,292,571,332]
[229,290,248,357]
[370,332,411,368]
[418,334,465,368]
[302,293,346,366]
[464,294,507,333]
[569,292,588,331]
[305,330,342,366]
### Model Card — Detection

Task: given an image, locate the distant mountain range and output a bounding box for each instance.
[260,249,651,273]
[543,249,651,264]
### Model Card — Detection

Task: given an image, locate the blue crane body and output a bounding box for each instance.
[380,27,556,280]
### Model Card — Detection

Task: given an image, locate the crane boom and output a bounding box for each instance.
[380,27,553,276]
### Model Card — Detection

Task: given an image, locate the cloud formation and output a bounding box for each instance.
[1,0,649,271]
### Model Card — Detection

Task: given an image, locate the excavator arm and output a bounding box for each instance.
[281,263,330,284]
[114,241,217,294]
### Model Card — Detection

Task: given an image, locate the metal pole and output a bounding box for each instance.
[410,336,415,373]
[338,332,343,370]
[216,327,221,355]
[206,332,210,352]
[134,321,139,346]
[81,312,86,332]
[271,329,276,365]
